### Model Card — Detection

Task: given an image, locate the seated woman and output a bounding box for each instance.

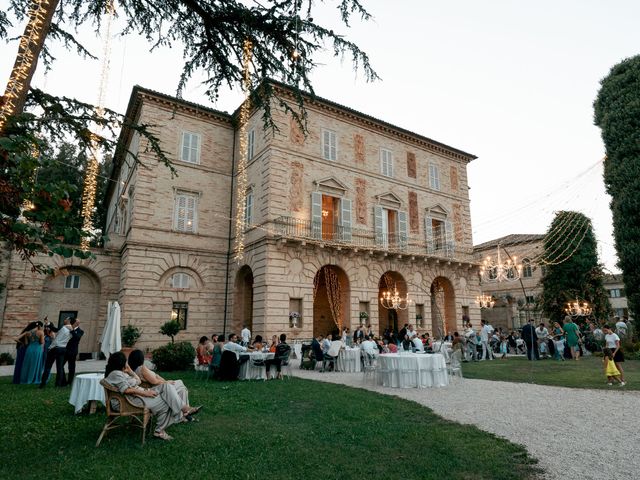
[268,335,279,353]
[105,351,201,441]
[127,349,191,409]
[196,336,213,365]
[252,335,264,351]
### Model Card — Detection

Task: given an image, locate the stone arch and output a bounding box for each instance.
[232,265,254,334]
[39,266,101,353]
[430,276,456,336]
[158,266,205,289]
[378,271,409,336]
[313,265,350,338]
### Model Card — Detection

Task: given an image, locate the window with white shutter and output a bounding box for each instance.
[380,149,393,177]
[244,190,254,228]
[180,132,201,164]
[322,129,337,161]
[429,164,440,190]
[172,273,191,289]
[64,275,80,289]
[174,192,198,233]
[247,129,255,160]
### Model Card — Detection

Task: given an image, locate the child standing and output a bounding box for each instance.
[603,348,623,386]
[499,335,508,359]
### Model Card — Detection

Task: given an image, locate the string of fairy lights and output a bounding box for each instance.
[233,39,254,263]
[0,0,53,133]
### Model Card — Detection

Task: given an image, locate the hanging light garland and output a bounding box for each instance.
[0,0,58,135]
[233,39,253,263]
[79,0,115,250]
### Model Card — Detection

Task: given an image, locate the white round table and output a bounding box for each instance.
[337,347,362,373]
[239,352,275,380]
[377,353,448,388]
[68,373,105,414]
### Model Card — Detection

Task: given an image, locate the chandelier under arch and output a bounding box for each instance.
[480,245,522,283]
[380,285,411,310]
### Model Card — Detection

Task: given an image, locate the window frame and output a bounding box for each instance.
[244,189,254,228]
[174,191,199,233]
[322,128,337,161]
[247,128,255,160]
[64,274,80,289]
[171,301,189,329]
[380,148,394,177]
[180,131,201,164]
[172,273,191,289]
[429,163,440,190]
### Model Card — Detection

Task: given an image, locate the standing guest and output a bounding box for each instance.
[14,321,45,384]
[562,315,582,361]
[353,326,365,344]
[451,332,463,353]
[521,319,539,361]
[398,324,409,344]
[615,317,628,339]
[62,319,84,386]
[208,334,224,378]
[105,351,200,441]
[12,321,37,384]
[499,334,508,359]
[366,324,374,337]
[127,349,192,407]
[602,348,624,386]
[535,322,550,359]
[480,320,494,361]
[344,327,352,347]
[42,323,55,380]
[603,324,626,386]
[507,330,518,354]
[464,323,478,362]
[39,318,72,388]
[240,325,251,347]
[264,333,291,380]
[551,322,565,361]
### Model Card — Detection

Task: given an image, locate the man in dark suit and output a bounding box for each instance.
[521,319,539,361]
[62,319,84,386]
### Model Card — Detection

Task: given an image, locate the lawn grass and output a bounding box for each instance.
[462,355,639,390]
[0,373,540,480]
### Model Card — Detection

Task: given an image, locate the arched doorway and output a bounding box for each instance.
[39,268,101,353]
[378,271,408,336]
[313,265,350,338]
[430,277,456,336]
[233,266,254,334]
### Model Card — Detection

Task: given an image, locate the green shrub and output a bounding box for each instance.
[0,352,15,365]
[121,324,142,347]
[151,341,195,371]
[159,320,181,344]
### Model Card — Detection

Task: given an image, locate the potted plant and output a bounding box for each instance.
[121,324,141,357]
[359,311,369,325]
[289,311,300,328]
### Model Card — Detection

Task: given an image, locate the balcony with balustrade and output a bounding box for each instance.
[271,216,476,265]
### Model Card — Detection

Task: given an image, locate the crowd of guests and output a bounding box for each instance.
[12,316,84,388]
[195,326,292,380]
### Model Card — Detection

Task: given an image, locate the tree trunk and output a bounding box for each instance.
[0,0,60,136]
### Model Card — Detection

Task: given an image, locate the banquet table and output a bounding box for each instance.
[337,347,362,373]
[377,353,448,388]
[68,373,105,414]
[239,352,276,380]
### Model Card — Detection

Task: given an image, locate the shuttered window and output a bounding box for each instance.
[180,132,201,164]
[322,129,337,161]
[380,149,393,177]
[174,192,198,233]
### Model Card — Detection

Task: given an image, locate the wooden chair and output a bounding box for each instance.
[96,379,153,447]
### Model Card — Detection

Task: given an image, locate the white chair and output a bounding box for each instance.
[194,358,209,379]
[448,349,463,382]
[361,350,377,385]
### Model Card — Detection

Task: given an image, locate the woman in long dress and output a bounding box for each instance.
[12,321,37,384]
[105,352,201,441]
[127,349,190,409]
[13,321,44,384]
[20,322,44,384]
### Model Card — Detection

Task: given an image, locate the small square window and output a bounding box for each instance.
[64,275,80,289]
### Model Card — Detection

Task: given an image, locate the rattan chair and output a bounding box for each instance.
[96,379,153,447]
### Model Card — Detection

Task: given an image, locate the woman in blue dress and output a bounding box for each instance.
[12,321,37,384]
[15,321,45,384]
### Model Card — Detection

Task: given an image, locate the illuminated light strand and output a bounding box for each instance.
[80,1,115,250]
[0,0,55,133]
[233,39,253,263]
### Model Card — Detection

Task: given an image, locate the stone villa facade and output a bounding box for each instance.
[0,83,482,355]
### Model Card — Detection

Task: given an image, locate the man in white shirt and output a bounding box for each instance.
[322,335,332,355]
[480,320,494,360]
[411,336,424,352]
[535,322,550,358]
[240,325,251,346]
[39,318,73,388]
[615,317,628,338]
[407,324,417,339]
[223,333,248,360]
[361,335,378,355]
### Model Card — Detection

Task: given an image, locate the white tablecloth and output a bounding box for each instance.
[68,373,105,413]
[337,348,362,373]
[292,343,302,359]
[239,352,275,380]
[377,353,448,388]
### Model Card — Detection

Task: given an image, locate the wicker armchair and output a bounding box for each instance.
[96,379,153,447]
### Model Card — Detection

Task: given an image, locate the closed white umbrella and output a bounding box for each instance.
[100,301,121,359]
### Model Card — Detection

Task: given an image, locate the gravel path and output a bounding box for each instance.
[291,365,640,480]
